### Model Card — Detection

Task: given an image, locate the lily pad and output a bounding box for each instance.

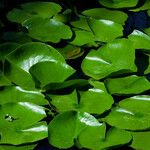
[105,95,150,130]
[0,86,47,105]
[22,17,72,43]
[48,111,105,149]
[82,8,128,25]
[128,30,150,52]
[87,18,123,42]
[105,75,150,95]
[4,42,75,89]
[79,82,114,114]
[99,0,139,8]
[130,131,150,150]
[82,39,136,80]
[7,2,61,24]
[0,102,47,145]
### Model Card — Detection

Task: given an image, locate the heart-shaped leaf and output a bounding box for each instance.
[79,82,114,114]
[22,17,72,43]
[105,75,150,95]
[82,8,128,25]
[7,2,61,24]
[50,90,78,112]
[105,95,150,130]
[4,42,75,89]
[48,111,105,149]
[0,86,47,105]
[82,39,136,80]
[0,102,47,145]
[128,30,150,52]
[130,131,150,150]
[99,0,139,8]
[87,18,123,42]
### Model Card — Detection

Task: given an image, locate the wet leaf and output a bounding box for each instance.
[82,39,136,80]
[105,75,150,95]
[82,8,128,25]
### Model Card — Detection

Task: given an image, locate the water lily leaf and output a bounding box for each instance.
[79,82,114,114]
[0,71,12,87]
[0,43,20,61]
[130,131,150,150]
[71,17,91,31]
[7,8,32,24]
[148,10,150,16]
[130,0,150,11]
[50,90,78,112]
[22,17,72,43]
[145,27,150,36]
[82,8,128,25]
[105,75,150,95]
[4,42,75,89]
[2,32,32,44]
[70,29,96,46]
[0,144,37,150]
[77,121,106,150]
[57,44,84,59]
[82,39,136,80]
[48,111,105,149]
[105,95,150,130]
[0,86,47,105]
[7,2,61,24]
[21,2,61,18]
[99,0,139,8]
[87,18,123,42]
[128,30,150,52]
[99,128,132,150]
[0,102,47,144]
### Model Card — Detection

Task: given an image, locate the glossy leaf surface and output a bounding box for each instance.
[105,75,150,95]
[79,82,114,114]
[128,30,150,52]
[0,86,47,105]
[82,8,128,25]
[5,42,75,89]
[105,95,150,130]
[0,102,47,144]
[82,39,136,80]
[23,17,72,43]
[130,131,150,150]
[99,0,139,8]
[87,18,123,42]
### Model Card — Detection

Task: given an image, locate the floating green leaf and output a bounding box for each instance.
[50,90,78,112]
[99,0,139,8]
[23,17,72,43]
[79,82,114,114]
[128,30,150,52]
[4,42,75,89]
[87,18,123,42]
[130,131,150,150]
[0,86,47,105]
[130,0,150,11]
[70,29,96,46]
[82,8,128,25]
[48,111,105,149]
[105,95,150,130]
[7,2,61,24]
[0,102,47,144]
[145,27,150,36]
[82,39,136,80]
[105,75,150,95]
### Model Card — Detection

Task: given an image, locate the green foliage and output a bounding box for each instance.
[1,0,150,149]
